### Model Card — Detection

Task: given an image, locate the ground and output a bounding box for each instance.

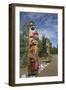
[20,54,58,77]
[39,55,58,76]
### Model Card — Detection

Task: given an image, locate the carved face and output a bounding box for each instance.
[28,21,39,46]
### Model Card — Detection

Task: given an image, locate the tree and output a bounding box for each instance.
[50,46,58,54]
[41,35,46,56]
[20,23,29,68]
[38,39,42,57]
[38,35,47,57]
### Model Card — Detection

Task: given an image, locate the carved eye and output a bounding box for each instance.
[31,27,35,30]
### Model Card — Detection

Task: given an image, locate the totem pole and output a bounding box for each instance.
[28,21,39,77]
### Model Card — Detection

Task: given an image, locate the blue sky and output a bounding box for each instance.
[20,12,58,47]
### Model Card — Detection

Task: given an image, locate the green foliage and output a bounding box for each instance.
[20,24,29,68]
[38,35,58,57]
[50,47,58,54]
[38,35,46,57]
[41,36,46,55]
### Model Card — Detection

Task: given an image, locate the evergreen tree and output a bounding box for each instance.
[38,35,46,57]
[20,23,29,68]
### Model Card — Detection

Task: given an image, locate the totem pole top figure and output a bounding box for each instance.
[28,21,39,46]
[24,21,36,30]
